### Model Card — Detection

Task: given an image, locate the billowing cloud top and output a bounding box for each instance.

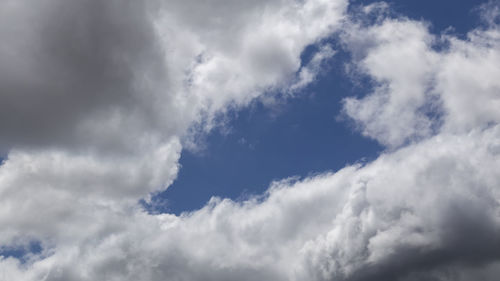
[1,0,500,280]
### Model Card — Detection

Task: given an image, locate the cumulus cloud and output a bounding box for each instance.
[0,0,347,198]
[0,0,348,278]
[1,0,500,281]
[3,125,499,281]
[342,2,500,148]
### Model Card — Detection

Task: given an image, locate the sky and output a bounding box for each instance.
[160,0,489,214]
[1,0,500,280]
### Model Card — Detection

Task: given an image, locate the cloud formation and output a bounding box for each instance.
[342,2,500,148]
[1,1,500,281]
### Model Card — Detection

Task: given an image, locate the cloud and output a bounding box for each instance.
[3,125,499,281]
[342,18,439,148]
[342,2,500,148]
[289,45,337,93]
[0,0,348,279]
[0,0,347,152]
[0,0,347,198]
[1,1,500,281]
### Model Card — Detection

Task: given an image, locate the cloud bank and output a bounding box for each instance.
[0,0,345,238]
[1,1,500,280]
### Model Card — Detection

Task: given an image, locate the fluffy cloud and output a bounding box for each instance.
[0,0,346,197]
[342,3,500,148]
[342,18,439,148]
[0,0,348,278]
[4,125,499,281]
[1,1,500,281]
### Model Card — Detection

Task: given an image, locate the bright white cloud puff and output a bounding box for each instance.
[1,1,500,281]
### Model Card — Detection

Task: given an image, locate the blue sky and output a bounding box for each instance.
[155,46,382,214]
[361,0,487,34]
[158,0,489,214]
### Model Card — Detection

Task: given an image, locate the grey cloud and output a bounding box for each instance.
[341,204,500,281]
[0,0,350,278]
[0,0,178,154]
[0,0,346,155]
[301,129,500,281]
[0,0,347,244]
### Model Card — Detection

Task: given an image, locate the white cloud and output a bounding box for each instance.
[289,45,337,92]
[0,0,349,279]
[342,18,439,148]
[1,1,500,281]
[342,3,500,148]
[2,125,498,280]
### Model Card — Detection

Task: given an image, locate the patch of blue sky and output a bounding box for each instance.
[149,44,382,214]
[144,0,491,215]
[353,0,489,36]
[0,241,43,264]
